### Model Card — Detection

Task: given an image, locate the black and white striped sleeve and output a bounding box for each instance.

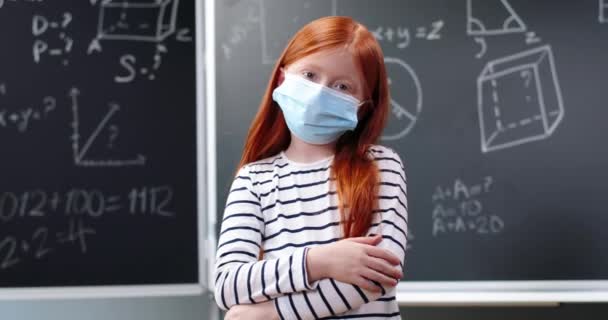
[273,149,408,319]
[213,165,317,311]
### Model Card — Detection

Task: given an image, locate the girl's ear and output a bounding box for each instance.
[276,67,286,86]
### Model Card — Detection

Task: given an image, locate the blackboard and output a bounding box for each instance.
[0,0,201,290]
[214,0,608,298]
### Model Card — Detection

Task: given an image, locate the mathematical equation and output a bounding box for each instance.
[0,218,94,270]
[0,84,57,132]
[0,186,175,222]
[371,20,444,50]
[33,12,73,66]
[0,185,175,270]
[431,176,504,236]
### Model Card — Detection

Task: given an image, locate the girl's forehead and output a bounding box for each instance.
[292,47,353,66]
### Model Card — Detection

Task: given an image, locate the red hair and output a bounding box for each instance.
[237,16,390,238]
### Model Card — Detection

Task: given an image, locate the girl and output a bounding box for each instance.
[214,16,408,320]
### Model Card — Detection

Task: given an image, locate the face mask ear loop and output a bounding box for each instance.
[357,99,373,109]
[355,99,373,120]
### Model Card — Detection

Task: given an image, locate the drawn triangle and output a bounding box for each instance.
[467,0,527,36]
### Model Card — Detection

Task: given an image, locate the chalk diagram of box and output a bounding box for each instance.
[600,0,608,23]
[477,45,565,153]
[467,0,527,36]
[97,0,179,42]
[260,0,337,64]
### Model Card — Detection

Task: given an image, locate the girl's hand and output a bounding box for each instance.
[224,300,278,320]
[306,234,402,292]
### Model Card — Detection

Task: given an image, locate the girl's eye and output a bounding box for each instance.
[334,83,350,91]
[302,71,315,79]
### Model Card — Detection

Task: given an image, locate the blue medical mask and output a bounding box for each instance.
[272,72,362,145]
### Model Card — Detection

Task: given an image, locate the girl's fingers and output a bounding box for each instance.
[365,246,401,265]
[366,256,402,279]
[361,267,399,287]
[353,276,382,292]
[345,234,382,245]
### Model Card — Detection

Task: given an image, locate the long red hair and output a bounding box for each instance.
[237,16,390,238]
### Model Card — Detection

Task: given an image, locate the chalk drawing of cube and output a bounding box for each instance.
[97,0,179,42]
[477,45,564,153]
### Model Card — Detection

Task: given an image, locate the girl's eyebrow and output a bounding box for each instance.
[330,71,358,84]
[295,62,359,85]
[295,63,321,71]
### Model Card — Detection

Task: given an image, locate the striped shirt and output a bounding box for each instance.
[213,144,408,319]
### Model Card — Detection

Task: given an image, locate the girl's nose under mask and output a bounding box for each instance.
[272,72,362,145]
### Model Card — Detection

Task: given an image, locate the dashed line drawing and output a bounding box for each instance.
[381,57,423,141]
[477,45,564,153]
[260,0,337,64]
[601,0,608,23]
[69,88,146,167]
[96,0,179,42]
[467,0,527,36]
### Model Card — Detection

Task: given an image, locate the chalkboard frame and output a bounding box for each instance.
[0,0,208,300]
[396,281,608,306]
